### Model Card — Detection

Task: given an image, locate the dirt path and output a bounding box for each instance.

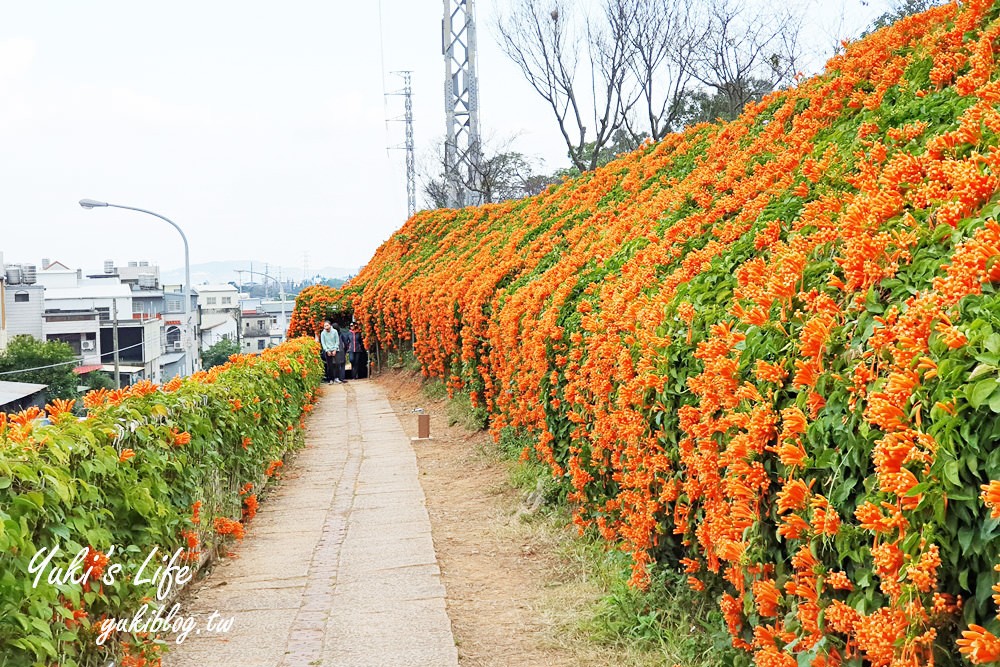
[376,369,639,667]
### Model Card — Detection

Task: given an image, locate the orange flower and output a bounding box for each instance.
[982,480,1000,518]
[213,517,245,540]
[45,398,76,419]
[826,571,853,591]
[191,500,202,524]
[119,449,136,463]
[752,579,781,618]
[958,625,1000,664]
[777,479,811,513]
[935,321,968,349]
[170,428,191,447]
[242,494,259,521]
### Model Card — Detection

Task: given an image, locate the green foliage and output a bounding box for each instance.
[585,563,729,667]
[421,378,447,401]
[445,390,489,431]
[80,371,114,393]
[868,0,950,32]
[201,337,240,370]
[0,335,79,400]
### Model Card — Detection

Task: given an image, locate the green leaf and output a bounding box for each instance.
[944,460,962,487]
[969,363,999,381]
[968,378,999,409]
[958,526,975,551]
[977,572,995,605]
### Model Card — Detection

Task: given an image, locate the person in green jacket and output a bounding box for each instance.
[320,320,341,384]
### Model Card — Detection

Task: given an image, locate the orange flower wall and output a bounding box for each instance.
[297,2,1000,663]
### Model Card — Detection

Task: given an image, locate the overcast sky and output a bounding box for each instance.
[0,0,890,279]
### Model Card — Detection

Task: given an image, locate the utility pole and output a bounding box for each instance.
[112,297,120,389]
[387,71,417,219]
[443,0,481,209]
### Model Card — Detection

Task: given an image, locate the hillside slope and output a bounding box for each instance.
[336,1,1000,663]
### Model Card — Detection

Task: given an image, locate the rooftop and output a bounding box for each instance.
[0,380,47,405]
[45,284,133,300]
[193,284,239,294]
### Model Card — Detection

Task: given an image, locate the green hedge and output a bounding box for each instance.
[0,337,322,666]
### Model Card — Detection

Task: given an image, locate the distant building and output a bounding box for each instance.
[241,309,272,353]
[4,283,45,342]
[195,284,240,314]
[201,313,238,350]
[258,299,292,343]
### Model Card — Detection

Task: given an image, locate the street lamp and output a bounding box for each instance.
[79,199,195,376]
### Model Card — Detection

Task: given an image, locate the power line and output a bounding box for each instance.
[0,339,148,377]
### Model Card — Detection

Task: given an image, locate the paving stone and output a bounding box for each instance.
[163,382,458,667]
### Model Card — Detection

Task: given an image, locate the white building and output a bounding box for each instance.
[200,312,238,350]
[2,254,45,347]
[259,299,292,343]
[43,280,169,382]
[38,260,82,288]
[195,284,240,313]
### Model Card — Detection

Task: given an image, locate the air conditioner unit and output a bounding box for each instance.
[80,340,96,351]
[171,341,184,351]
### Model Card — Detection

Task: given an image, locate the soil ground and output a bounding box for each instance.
[376,368,659,667]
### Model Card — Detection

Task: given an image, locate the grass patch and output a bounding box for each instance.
[490,428,728,666]
[422,378,447,400]
[541,529,728,667]
[445,390,489,431]
[386,349,422,372]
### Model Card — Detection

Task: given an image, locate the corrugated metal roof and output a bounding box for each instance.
[159,352,185,365]
[0,380,47,404]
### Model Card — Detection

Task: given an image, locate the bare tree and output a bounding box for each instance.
[419,136,543,209]
[421,176,450,210]
[688,0,804,120]
[614,0,701,142]
[496,0,636,172]
[495,0,804,172]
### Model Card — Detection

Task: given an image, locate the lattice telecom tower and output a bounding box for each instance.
[442,0,482,209]
[387,71,417,218]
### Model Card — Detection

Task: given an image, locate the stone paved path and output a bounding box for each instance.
[163,380,459,667]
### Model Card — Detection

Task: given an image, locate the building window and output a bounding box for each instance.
[166,299,182,312]
[14,291,29,303]
[206,297,217,305]
[222,296,232,305]
[258,339,265,350]
[166,326,180,346]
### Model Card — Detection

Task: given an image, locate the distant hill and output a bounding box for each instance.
[161,260,357,287]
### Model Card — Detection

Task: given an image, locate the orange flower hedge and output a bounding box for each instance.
[287,284,356,338]
[317,1,1000,663]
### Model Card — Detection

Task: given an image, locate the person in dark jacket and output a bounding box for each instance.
[345,322,366,379]
[335,324,349,383]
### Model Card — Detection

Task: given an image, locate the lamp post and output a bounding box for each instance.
[235,268,287,346]
[79,199,195,376]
